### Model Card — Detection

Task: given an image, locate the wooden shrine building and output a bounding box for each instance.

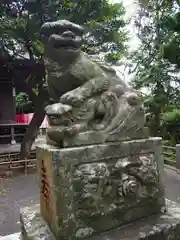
[0,55,35,144]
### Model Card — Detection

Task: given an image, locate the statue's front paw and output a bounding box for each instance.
[64,125,77,136]
[45,103,72,116]
[60,91,84,106]
[93,123,105,131]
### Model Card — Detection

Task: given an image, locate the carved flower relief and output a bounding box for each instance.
[73,163,110,201]
[138,155,158,184]
[112,157,142,177]
[73,154,158,209]
[74,163,110,180]
[117,174,140,198]
[112,155,158,199]
[73,160,142,200]
[116,155,158,186]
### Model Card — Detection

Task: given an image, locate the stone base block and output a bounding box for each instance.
[47,128,149,148]
[20,200,180,240]
[36,137,165,239]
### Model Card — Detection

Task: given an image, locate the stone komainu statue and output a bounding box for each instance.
[40,20,146,146]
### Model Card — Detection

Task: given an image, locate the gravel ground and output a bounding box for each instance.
[0,173,39,235]
[0,167,180,236]
[0,137,45,154]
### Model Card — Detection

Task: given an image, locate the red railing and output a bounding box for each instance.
[16,113,49,128]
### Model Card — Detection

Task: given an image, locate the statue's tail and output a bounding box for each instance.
[104,97,145,139]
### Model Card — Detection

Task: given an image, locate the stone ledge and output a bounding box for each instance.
[20,204,55,240]
[88,199,180,240]
[20,199,180,240]
[62,128,150,147]
[37,137,162,165]
[0,233,21,240]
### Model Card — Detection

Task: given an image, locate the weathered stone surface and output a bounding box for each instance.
[59,128,149,147]
[20,204,55,240]
[88,199,180,240]
[36,137,165,239]
[19,199,180,240]
[176,144,180,169]
[41,19,145,146]
[0,233,21,240]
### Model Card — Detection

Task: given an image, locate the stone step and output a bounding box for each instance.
[0,232,21,240]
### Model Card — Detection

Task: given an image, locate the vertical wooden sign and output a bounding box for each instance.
[41,160,51,212]
[40,157,53,226]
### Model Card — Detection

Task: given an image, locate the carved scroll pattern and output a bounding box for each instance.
[73,154,159,218]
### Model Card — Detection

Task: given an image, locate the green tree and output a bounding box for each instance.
[159,1,180,67]
[130,0,180,136]
[161,109,180,144]
[0,0,128,158]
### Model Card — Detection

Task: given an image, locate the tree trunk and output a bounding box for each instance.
[149,108,161,137]
[20,105,45,160]
[20,87,49,159]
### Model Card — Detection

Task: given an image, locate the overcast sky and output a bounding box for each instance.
[109,0,140,82]
[113,0,140,51]
[122,0,140,51]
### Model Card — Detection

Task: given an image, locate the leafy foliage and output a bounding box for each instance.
[0,0,128,62]
[130,0,180,138]
[161,109,180,144]
[16,92,33,114]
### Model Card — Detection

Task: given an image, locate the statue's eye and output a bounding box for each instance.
[54,26,64,35]
[54,28,60,35]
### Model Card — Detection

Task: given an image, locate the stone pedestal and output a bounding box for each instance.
[20,199,180,240]
[24,137,166,239]
[176,144,180,169]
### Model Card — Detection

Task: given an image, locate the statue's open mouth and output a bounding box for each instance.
[54,42,79,50]
[48,34,82,50]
